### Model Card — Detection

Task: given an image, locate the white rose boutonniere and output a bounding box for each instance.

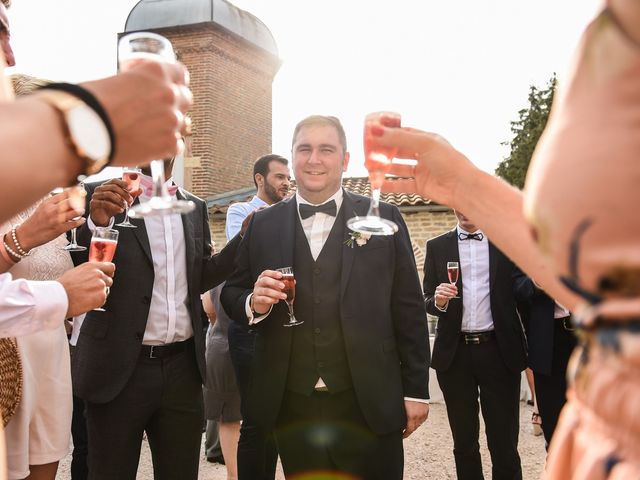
[345,231,371,248]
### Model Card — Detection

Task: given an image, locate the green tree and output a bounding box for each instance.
[496,75,557,189]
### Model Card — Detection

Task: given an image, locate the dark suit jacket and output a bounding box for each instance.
[71,182,240,404]
[513,269,556,376]
[221,191,430,435]
[423,229,527,373]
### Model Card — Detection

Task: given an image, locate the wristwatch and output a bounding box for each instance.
[36,90,111,176]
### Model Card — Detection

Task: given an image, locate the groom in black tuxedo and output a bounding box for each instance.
[71,159,241,480]
[221,115,430,480]
[424,211,526,480]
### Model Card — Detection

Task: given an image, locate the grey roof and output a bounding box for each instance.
[124,0,278,56]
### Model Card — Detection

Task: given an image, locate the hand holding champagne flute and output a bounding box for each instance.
[277,267,302,327]
[89,227,119,311]
[447,261,460,299]
[347,111,402,236]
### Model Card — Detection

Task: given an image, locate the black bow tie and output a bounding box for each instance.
[458,232,484,241]
[299,200,337,219]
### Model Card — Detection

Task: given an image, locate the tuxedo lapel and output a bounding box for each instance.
[278,197,297,270]
[130,197,153,265]
[178,189,197,289]
[340,191,368,301]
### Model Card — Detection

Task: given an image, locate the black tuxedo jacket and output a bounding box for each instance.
[221,191,430,435]
[423,229,527,373]
[513,269,557,376]
[71,182,240,404]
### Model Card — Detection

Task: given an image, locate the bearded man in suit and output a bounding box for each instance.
[221,115,430,480]
[71,158,241,480]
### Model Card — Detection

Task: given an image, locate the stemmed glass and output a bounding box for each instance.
[118,32,195,218]
[115,167,142,228]
[447,261,460,299]
[277,267,302,327]
[347,111,401,236]
[61,183,87,252]
[89,227,119,311]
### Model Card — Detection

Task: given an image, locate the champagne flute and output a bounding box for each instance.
[277,267,303,327]
[115,167,142,228]
[447,261,460,298]
[118,32,195,218]
[61,183,87,252]
[89,227,119,311]
[347,111,401,236]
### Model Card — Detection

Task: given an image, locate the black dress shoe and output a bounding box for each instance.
[206,455,225,465]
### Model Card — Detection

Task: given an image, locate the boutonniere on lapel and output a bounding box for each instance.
[345,231,371,248]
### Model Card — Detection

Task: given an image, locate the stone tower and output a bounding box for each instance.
[124,0,280,198]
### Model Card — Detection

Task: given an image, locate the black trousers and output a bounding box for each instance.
[533,320,577,446]
[437,338,522,480]
[85,346,203,480]
[275,389,404,480]
[228,323,278,480]
[71,394,89,480]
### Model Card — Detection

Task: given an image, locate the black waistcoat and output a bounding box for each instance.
[285,206,352,395]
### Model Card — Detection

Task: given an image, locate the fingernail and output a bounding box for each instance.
[370,124,384,137]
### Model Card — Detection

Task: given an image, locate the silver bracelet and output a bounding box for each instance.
[11,226,31,257]
[3,238,24,261]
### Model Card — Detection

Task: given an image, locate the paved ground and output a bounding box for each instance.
[57,401,546,479]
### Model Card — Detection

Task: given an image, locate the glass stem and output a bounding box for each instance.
[287,303,295,320]
[367,188,381,217]
[70,227,78,246]
[150,160,170,200]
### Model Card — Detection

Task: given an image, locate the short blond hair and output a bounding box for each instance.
[291,115,348,153]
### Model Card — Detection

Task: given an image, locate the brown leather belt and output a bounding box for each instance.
[460,331,495,345]
[140,337,194,359]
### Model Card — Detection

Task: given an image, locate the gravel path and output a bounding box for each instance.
[57,401,546,479]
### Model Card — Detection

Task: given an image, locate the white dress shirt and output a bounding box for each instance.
[88,176,192,345]
[458,226,494,332]
[0,272,68,338]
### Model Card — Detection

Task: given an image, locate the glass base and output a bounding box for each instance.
[60,244,87,252]
[283,319,304,327]
[115,221,137,228]
[347,215,398,236]
[129,198,196,218]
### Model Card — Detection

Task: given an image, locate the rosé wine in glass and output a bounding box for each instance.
[116,167,142,228]
[276,267,302,327]
[89,227,119,311]
[447,261,460,298]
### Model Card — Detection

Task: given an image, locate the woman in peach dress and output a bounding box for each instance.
[376,1,640,478]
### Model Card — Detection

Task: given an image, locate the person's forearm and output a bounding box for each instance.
[454,170,580,310]
[0,98,83,224]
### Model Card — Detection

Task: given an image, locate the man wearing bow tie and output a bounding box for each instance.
[423,211,526,480]
[221,115,430,480]
[70,158,242,480]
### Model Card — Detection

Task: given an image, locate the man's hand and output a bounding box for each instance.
[435,282,458,309]
[251,269,287,315]
[89,179,134,227]
[403,400,429,439]
[58,262,115,317]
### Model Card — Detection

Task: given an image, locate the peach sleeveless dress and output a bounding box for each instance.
[524,5,640,479]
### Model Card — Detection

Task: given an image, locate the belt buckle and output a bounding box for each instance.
[465,334,480,345]
[149,345,157,359]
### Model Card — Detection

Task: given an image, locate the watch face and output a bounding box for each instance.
[67,104,110,161]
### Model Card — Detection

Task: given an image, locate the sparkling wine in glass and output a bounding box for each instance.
[118,32,195,218]
[89,227,119,311]
[277,267,302,327]
[61,184,87,252]
[447,261,460,299]
[115,167,142,228]
[347,111,401,236]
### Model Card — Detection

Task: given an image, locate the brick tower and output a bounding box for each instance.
[124,0,280,198]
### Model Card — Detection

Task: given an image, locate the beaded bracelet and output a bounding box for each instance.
[10,226,31,257]
[3,237,24,262]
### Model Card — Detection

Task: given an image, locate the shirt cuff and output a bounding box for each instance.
[245,293,272,325]
[405,397,430,404]
[88,215,114,232]
[30,280,69,329]
[435,301,449,312]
